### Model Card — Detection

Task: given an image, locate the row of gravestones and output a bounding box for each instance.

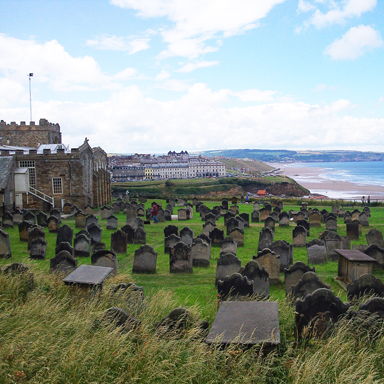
[2,209,62,228]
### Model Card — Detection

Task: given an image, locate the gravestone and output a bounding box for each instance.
[220,237,237,256]
[295,288,350,339]
[258,227,274,252]
[231,196,238,205]
[36,212,48,227]
[216,253,241,285]
[180,227,194,246]
[239,213,249,228]
[332,205,339,215]
[106,215,118,230]
[164,209,172,221]
[297,220,310,236]
[126,217,139,231]
[92,242,106,253]
[0,229,12,258]
[178,208,188,221]
[133,245,157,273]
[75,212,86,228]
[241,260,269,298]
[291,272,330,301]
[13,209,23,224]
[253,248,280,284]
[112,202,120,214]
[125,207,137,221]
[325,215,338,232]
[50,250,77,274]
[19,220,32,242]
[2,211,13,228]
[205,213,216,225]
[224,211,235,225]
[292,226,307,247]
[253,202,260,211]
[165,204,174,215]
[251,210,259,223]
[47,216,59,233]
[91,250,118,274]
[121,224,135,244]
[75,229,90,241]
[56,242,74,256]
[88,223,103,244]
[358,297,384,318]
[221,200,229,210]
[164,234,181,254]
[359,212,369,227]
[228,228,244,247]
[351,209,361,221]
[178,198,187,206]
[84,205,94,215]
[306,239,327,264]
[101,206,112,220]
[229,205,239,215]
[111,230,128,254]
[270,240,293,271]
[264,216,276,231]
[137,207,145,217]
[209,227,224,246]
[62,203,72,214]
[259,208,269,222]
[170,242,192,273]
[366,228,384,248]
[203,221,216,236]
[24,211,36,224]
[134,227,146,244]
[226,217,240,236]
[191,238,210,267]
[284,261,315,297]
[218,273,254,299]
[324,231,342,261]
[28,225,45,250]
[50,209,61,223]
[56,224,73,248]
[85,215,99,230]
[74,234,91,257]
[157,207,165,222]
[347,274,384,300]
[30,237,47,259]
[309,212,322,227]
[279,211,290,226]
[364,244,384,267]
[346,220,360,240]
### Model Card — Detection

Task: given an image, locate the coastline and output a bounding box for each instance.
[273,163,384,201]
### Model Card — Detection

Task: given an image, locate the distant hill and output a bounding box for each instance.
[220,158,274,173]
[196,149,384,162]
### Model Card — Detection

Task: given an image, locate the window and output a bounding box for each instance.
[19,160,36,188]
[52,178,63,194]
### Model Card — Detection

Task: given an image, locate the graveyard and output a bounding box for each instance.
[2,198,384,383]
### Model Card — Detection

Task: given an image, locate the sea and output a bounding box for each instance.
[291,161,384,187]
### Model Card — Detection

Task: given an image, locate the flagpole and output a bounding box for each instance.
[28,73,33,121]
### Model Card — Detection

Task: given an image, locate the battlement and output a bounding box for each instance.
[0,118,61,132]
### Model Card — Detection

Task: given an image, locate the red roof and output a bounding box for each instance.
[257,190,267,196]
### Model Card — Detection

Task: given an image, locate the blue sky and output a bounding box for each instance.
[1,0,383,153]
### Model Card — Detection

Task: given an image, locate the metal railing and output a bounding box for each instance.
[28,186,54,207]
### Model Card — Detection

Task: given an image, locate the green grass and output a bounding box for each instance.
[2,201,384,383]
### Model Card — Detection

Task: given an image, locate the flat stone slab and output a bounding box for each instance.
[63,265,113,287]
[335,249,376,262]
[206,301,280,346]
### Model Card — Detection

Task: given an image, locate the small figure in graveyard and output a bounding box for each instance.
[152,204,159,223]
[368,196,371,206]
[362,196,366,206]
[245,195,249,203]
[125,190,129,196]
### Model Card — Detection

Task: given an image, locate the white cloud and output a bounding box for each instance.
[155,70,171,81]
[230,89,278,102]
[177,61,219,72]
[113,67,138,80]
[325,25,383,60]
[86,34,150,54]
[111,0,286,58]
[299,0,377,29]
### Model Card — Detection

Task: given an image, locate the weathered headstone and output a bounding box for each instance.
[279,211,290,226]
[133,245,157,273]
[91,250,118,274]
[106,215,118,230]
[306,239,327,264]
[209,227,225,246]
[74,234,91,257]
[47,216,59,233]
[324,231,342,261]
[170,242,192,273]
[292,226,307,247]
[50,209,61,224]
[218,273,254,299]
[24,211,36,224]
[111,230,128,254]
[75,212,86,228]
[364,244,384,267]
[18,220,32,242]
[50,250,77,274]
[2,211,13,228]
[228,227,244,247]
[180,227,194,246]
[366,228,384,248]
[121,224,135,244]
[220,238,237,256]
[241,260,269,298]
[251,210,259,223]
[56,242,74,256]
[216,252,241,285]
[284,261,315,296]
[253,248,280,284]
[264,216,276,231]
[0,229,12,258]
[270,240,293,271]
[30,237,47,259]
[291,272,330,301]
[36,211,48,227]
[134,227,146,244]
[84,205,94,215]
[191,238,210,267]
[88,223,103,244]
[13,209,23,224]
[56,224,73,248]
[101,206,112,220]
[347,274,384,300]
[239,213,250,227]
[28,225,45,250]
[258,227,274,252]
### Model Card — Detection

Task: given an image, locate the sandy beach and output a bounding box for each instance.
[275,164,384,201]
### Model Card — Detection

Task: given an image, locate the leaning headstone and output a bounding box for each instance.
[325,215,338,232]
[292,226,307,247]
[223,211,235,225]
[309,212,322,227]
[64,203,73,214]
[36,212,48,227]
[24,211,36,224]
[180,227,194,246]
[191,238,210,267]
[209,227,225,246]
[106,215,118,230]
[164,225,179,238]
[264,216,276,231]
[259,208,269,222]
[253,248,280,284]
[241,260,269,298]
[91,250,118,274]
[164,209,172,221]
[170,242,192,273]
[216,253,241,285]
[121,224,135,244]
[85,214,99,230]
[133,245,157,274]
[279,211,290,226]
[297,220,310,236]
[13,209,23,224]
[364,244,384,267]
[291,272,330,301]
[134,227,146,244]
[218,273,254,299]
[347,274,384,300]
[56,242,74,256]
[50,209,61,224]
[203,221,216,236]
[75,212,86,228]
[112,202,120,214]
[111,230,128,254]
[346,220,360,240]
[295,288,349,339]
[28,225,45,250]
[84,205,94,215]
[306,239,327,264]
[359,212,369,227]
[164,234,181,254]
[251,210,260,223]
[50,250,77,274]
[74,234,91,257]
[366,228,384,248]
[284,262,315,297]
[0,229,12,258]
[324,231,342,261]
[88,223,103,244]
[269,240,293,271]
[126,207,137,221]
[239,213,250,228]
[2,211,13,228]
[101,206,112,220]
[30,237,47,259]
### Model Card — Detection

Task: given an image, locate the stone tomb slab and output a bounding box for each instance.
[63,265,113,289]
[206,301,280,347]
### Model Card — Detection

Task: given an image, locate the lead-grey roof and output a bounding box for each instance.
[0,156,14,190]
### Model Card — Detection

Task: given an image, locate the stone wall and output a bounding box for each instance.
[0,118,61,148]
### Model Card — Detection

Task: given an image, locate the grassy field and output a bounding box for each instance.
[1,200,384,383]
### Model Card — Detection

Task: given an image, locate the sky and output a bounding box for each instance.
[1,0,384,154]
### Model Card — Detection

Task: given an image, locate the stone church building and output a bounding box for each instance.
[0,119,111,213]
